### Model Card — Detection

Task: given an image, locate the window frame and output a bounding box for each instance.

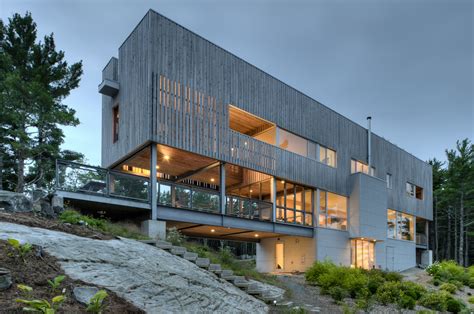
[112,105,119,143]
[318,190,348,231]
[386,173,392,189]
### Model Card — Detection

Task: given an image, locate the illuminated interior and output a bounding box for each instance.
[351,238,376,269]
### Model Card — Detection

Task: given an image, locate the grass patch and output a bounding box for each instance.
[59,210,149,240]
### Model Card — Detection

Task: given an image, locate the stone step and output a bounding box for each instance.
[246,283,263,295]
[195,258,210,268]
[208,264,222,274]
[220,269,233,279]
[155,240,172,250]
[138,239,156,245]
[183,252,198,262]
[232,276,250,288]
[170,246,187,256]
[259,291,283,303]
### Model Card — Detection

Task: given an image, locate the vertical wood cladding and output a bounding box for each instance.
[102,10,432,220]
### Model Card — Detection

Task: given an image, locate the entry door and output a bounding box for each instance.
[386,246,395,271]
[275,242,284,271]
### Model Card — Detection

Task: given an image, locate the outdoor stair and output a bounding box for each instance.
[183,252,198,262]
[138,239,283,304]
[156,240,172,250]
[195,257,210,269]
[170,246,187,257]
[208,263,222,274]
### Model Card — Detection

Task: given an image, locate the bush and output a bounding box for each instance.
[329,286,348,302]
[218,247,234,266]
[468,277,474,289]
[432,278,441,286]
[397,293,416,310]
[419,290,451,311]
[400,281,426,300]
[305,260,337,285]
[448,280,464,290]
[440,282,457,294]
[376,281,401,305]
[428,261,469,285]
[166,227,187,246]
[445,298,464,313]
[367,273,385,294]
[383,271,403,282]
[468,296,474,304]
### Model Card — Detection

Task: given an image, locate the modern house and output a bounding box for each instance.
[57,10,433,272]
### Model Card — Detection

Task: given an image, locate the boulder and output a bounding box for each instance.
[0,268,12,290]
[73,286,99,305]
[0,191,32,213]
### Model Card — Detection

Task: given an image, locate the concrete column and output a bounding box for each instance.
[220,162,226,215]
[141,220,166,239]
[270,177,276,222]
[150,144,158,220]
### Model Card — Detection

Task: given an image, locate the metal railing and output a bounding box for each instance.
[157,181,220,214]
[226,195,273,222]
[55,160,150,202]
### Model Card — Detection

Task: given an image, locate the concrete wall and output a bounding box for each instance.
[315,228,351,266]
[256,236,316,272]
[349,173,387,241]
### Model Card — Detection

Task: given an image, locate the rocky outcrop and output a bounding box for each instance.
[0,222,268,313]
[0,191,32,213]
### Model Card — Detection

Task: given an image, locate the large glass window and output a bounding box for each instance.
[319,191,347,230]
[351,159,375,176]
[387,209,414,241]
[275,180,313,226]
[351,239,376,270]
[279,129,308,157]
[406,182,423,200]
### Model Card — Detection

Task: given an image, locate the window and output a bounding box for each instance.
[386,173,392,189]
[406,182,423,200]
[319,146,337,167]
[112,106,119,143]
[319,191,347,230]
[275,180,313,226]
[279,129,308,157]
[387,209,414,241]
[351,239,376,270]
[351,159,375,176]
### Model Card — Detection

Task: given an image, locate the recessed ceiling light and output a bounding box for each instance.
[211,229,215,233]
[164,155,170,160]
[210,178,215,182]
[281,180,285,184]
[156,165,160,169]
[250,189,253,193]
[254,234,259,237]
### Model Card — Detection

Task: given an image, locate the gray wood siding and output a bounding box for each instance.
[101,10,432,220]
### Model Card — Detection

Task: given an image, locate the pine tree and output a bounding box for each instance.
[0,12,83,192]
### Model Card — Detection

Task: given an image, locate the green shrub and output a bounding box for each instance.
[376,281,402,305]
[429,261,469,285]
[419,290,451,311]
[383,271,403,282]
[400,281,426,300]
[305,260,337,285]
[218,247,234,266]
[448,280,464,290]
[367,273,385,294]
[468,277,474,289]
[432,278,441,286]
[468,296,474,304]
[166,227,187,246]
[7,238,33,263]
[355,297,374,313]
[440,282,457,294]
[445,298,464,313]
[60,210,107,229]
[397,293,416,310]
[329,286,348,302]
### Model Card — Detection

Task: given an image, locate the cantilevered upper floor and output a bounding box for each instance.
[99,10,432,221]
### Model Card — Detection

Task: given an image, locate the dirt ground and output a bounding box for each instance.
[0,240,144,313]
[0,212,114,240]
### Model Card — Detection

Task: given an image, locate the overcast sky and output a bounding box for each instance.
[1,0,473,165]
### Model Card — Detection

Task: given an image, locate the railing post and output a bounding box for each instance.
[150,144,158,220]
[55,160,60,189]
[270,177,276,222]
[219,162,226,215]
[105,170,110,197]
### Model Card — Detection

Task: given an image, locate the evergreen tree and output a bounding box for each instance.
[0,12,83,192]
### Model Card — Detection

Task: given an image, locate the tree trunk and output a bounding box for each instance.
[447,209,452,260]
[454,207,458,263]
[459,191,464,266]
[16,152,25,193]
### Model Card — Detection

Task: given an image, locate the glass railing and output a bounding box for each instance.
[55,160,150,202]
[157,181,220,214]
[416,233,427,246]
[226,195,273,222]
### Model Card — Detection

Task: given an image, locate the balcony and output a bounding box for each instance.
[416,233,428,247]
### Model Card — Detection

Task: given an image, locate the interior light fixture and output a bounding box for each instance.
[211,229,215,233]
[164,155,170,160]
[250,189,253,193]
[254,234,259,238]
[281,180,285,184]
[210,178,215,182]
